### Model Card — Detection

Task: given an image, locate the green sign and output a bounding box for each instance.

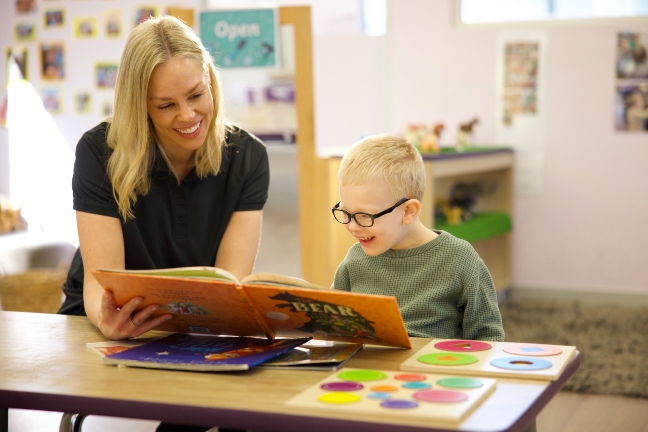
[199,9,277,68]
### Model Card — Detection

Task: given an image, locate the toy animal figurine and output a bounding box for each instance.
[420,123,445,153]
[403,124,427,147]
[456,117,479,150]
[449,181,495,221]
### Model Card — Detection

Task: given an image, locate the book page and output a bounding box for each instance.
[95,266,239,283]
[241,272,325,290]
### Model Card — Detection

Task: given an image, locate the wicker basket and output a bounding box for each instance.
[0,268,67,313]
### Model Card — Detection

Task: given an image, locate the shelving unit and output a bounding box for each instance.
[318,148,514,292]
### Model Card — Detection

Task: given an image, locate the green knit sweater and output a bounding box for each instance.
[333,230,504,341]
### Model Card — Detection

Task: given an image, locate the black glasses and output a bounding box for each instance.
[331,198,410,227]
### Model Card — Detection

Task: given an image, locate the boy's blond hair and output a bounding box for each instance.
[338,134,426,201]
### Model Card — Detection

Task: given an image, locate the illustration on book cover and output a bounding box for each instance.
[269,292,380,341]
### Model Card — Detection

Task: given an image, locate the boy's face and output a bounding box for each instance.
[338,181,412,256]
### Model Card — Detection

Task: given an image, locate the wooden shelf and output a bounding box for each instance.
[313,149,514,292]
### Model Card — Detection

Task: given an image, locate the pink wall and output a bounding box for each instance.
[384,0,648,294]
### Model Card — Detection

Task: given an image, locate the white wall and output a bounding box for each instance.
[2,0,647,294]
[384,0,648,295]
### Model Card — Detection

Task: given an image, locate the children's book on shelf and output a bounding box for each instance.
[92,267,412,349]
[92,333,311,372]
[259,340,363,371]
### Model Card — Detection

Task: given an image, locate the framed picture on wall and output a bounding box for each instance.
[104,10,122,38]
[16,0,36,14]
[14,22,36,42]
[102,99,113,117]
[44,9,65,28]
[75,92,91,114]
[74,17,97,38]
[40,42,65,80]
[41,87,62,114]
[96,63,118,88]
[6,47,29,81]
[134,7,157,28]
[615,83,648,132]
[617,32,648,79]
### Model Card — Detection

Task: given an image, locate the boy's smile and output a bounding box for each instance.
[339,181,412,256]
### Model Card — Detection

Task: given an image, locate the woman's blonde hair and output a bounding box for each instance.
[107,15,226,220]
[338,134,426,201]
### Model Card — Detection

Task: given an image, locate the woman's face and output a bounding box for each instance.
[146,56,214,161]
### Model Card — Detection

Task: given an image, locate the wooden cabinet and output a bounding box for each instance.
[317,149,514,292]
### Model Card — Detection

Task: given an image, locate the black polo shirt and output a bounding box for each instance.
[59,122,269,315]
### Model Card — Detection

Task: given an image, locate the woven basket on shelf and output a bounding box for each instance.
[0,268,67,313]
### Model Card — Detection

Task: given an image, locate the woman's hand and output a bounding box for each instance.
[96,291,172,340]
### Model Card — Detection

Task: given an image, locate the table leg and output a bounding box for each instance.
[1,408,8,432]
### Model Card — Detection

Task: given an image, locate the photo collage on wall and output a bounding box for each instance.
[501,42,539,126]
[615,32,648,132]
[6,1,194,117]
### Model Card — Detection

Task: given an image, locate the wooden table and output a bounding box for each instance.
[0,311,580,432]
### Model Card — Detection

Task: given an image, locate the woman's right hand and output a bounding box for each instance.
[97,290,172,340]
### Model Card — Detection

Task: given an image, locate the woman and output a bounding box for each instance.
[59,15,269,343]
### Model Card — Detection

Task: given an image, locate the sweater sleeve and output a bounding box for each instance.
[459,251,505,342]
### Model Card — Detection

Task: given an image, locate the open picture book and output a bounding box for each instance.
[92,267,412,349]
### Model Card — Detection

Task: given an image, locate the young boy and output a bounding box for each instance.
[331,134,504,341]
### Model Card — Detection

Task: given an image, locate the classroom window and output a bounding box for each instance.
[460,0,648,24]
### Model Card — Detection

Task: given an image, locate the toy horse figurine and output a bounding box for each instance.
[420,123,445,153]
[456,117,479,150]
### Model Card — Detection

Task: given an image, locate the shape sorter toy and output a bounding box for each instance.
[285,368,497,423]
[400,339,577,381]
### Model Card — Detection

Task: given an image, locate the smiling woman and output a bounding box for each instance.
[60,14,270,335]
[57,18,270,431]
[146,56,214,180]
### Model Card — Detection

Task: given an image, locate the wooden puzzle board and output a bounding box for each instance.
[285,368,496,423]
[400,339,577,381]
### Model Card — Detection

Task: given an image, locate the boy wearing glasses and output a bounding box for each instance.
[331,134,504,341]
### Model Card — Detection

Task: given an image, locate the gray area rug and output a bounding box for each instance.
[498,298,648,398]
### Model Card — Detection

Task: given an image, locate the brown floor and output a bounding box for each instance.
[8,145,648,431]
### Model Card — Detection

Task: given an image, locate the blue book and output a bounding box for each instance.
[103,333,311,372]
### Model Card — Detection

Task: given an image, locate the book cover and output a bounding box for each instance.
[241,285,412,348]
[103,333,312,371]
[260,341,363,371]
[93,271,273,338]
[93,269,412,349]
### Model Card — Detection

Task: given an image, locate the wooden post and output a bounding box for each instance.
[279,7,331,286]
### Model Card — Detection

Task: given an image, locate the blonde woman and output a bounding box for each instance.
[59,16,269,349]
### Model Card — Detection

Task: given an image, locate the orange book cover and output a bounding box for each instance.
[93,271,272,338]
[92,268,412,349]
[241,285,412,348]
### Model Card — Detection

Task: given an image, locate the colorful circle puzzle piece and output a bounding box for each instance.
[490,356,552,371]
[394,373,427,382]
[434,340,492,352]
[370,384,398,392]
[413,389,469,403]
[436,377,484,389]
[318,392,362,404]
[402,381,432,390]
[368,392,392,399]
[321,382,363,391]
[380,399,419,409]
[417,353,479,366]
[338,370,387,382]
[503,344,562,356]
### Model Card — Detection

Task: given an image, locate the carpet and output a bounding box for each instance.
[498,298,648,398]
